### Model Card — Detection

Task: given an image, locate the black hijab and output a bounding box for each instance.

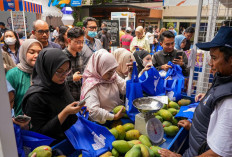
[133,50,150,73]
[22,48,72,111]
[32,48,71,94]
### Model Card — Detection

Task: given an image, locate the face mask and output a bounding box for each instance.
[143,61,152,67]
[88,31,97,38]
[5,37,16,46]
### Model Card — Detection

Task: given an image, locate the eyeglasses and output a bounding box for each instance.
[55,68,72,78]
[73,40,84,45]
[35,29,49,35]
[87,26,98,30]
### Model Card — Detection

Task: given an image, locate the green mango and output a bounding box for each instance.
[155,115,163,123]
[115,125,126,140]
[150,146,162,157]
[127,140,142,147]
[178,99,191,106]
[145,145,155,157]
[138,144,150,157]
[139,135,152,147]
[123,123,135,132]
[109,128,119,139]
[164,125,179,137]
[111,148,119,157]
[167,108,177,116]
[113,105,126,114]
[168,101,180,109]
[112,140,132,154]
[172,117,178,126]
[162,121,172,127]
[125,129,140,141]
[162,104,167,109]
[29,145,52,157]
[158,109,173,121]
[125,145,141,157]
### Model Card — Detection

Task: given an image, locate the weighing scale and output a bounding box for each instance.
[133,97,166,145]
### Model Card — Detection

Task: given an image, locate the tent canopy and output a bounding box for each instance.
[0,0,42,13]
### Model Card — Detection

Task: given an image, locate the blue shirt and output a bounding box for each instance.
[44,41,61,49]
[7,48,19,64]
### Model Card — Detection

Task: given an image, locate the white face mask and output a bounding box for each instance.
[5,37,16,46]
[143,61,152,67]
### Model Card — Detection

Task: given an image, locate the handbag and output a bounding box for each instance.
[139,66,165,96]
[65,108,115,157]
[125,62,143,122]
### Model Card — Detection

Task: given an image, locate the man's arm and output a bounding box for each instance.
[198,149,220,157]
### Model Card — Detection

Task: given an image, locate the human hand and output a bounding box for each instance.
[138,46,143,50]
[126,59,134,75]
[113,107,125,120]
[143,63,152,71]
[161,64,172,71]
[63,101,85,115]
[178,120,191,130]
[73,71,82,82]
[173,56,184,66]
[4,64,6,69]
[195,93,206,102]
[12,117,30,130]
[158,149,182,157]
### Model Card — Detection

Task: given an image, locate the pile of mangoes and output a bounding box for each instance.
[155,99,191,137]
[108,123,162,157]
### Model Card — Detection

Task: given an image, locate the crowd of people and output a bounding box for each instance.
[1,16,232,157]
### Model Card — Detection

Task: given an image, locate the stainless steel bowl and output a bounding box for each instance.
[133,97,163,114]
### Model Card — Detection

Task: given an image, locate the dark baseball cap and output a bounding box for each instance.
[196,26,232,51]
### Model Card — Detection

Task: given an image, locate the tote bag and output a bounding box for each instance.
[125,62,143,122]
[65,109,115,157]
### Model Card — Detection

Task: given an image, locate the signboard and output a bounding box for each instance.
[103,20,119,47]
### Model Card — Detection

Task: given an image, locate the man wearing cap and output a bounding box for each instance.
[120,27,133,51]
[158,26,232,157]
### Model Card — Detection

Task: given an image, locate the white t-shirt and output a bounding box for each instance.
[145,32,154,44]
[207,96,232,157]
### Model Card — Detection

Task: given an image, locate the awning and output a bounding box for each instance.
[0,0,43,13]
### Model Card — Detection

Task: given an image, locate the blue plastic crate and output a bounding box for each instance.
[52,127,189,156]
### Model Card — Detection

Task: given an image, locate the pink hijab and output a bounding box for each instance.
[81,49,119,100]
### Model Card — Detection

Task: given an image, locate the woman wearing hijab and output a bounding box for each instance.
[175,35,187,50]
[112,48,135,79]
[130,26,150,53]
[21,48,84,142]
[6,39,42,116]
[133,50,152,76]
[81,49,132,124]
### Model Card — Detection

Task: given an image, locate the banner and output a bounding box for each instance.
[48,0,82,7]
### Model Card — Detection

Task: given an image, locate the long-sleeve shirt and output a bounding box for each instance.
[63,48,83,101]
[130,36,150,53]
[152,49,189,77]
[84,74,127,124]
